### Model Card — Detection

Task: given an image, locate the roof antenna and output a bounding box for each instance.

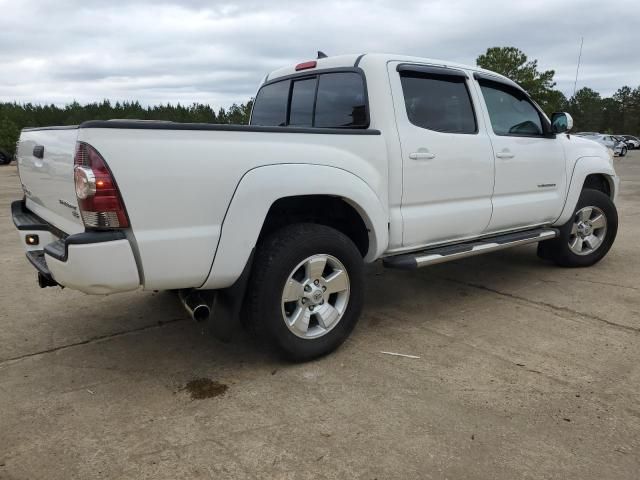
[572,37,584,98]
[317,51,328,59]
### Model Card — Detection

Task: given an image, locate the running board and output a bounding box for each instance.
[383,228,558,270]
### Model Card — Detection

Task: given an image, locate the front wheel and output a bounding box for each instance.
[538,188,618,267]
[246,223,364,361]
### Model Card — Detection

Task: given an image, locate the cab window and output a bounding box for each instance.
[399,71,477,134]
[478,80,544,136]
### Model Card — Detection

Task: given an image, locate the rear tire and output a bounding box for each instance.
[246,223,364,361]
[538,188,617,267]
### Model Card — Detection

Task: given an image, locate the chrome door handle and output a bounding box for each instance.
[409,152,436,160]
[496,151,514,159]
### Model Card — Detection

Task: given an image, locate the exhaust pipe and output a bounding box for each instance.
[178,289,212,322]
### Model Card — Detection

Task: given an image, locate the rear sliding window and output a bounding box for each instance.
[250,71,368,128]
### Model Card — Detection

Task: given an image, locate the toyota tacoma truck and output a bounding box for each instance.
[12,53,619,361]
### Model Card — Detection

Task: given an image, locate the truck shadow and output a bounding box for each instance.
[16,245,559,388]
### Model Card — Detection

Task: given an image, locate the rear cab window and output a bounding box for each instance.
[250,70,369,129]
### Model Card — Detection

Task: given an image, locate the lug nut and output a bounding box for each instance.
[304,285,311,292]
[322,286,326,292]
[301,299,306,304]
[320,300,325,305]
[309,306,314,311]
[314,279,320,286]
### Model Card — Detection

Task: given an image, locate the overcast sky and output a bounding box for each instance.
[0,0,638,109]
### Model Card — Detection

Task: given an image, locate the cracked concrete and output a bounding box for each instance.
[0,153,639,479]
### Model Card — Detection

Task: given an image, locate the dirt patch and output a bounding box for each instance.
[184,378,228,400]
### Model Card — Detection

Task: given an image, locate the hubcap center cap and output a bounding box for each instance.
[577,222,592,237]
[303,281,326,306]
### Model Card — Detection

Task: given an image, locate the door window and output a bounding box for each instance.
[479,81,544,136]
[399,71,477,134]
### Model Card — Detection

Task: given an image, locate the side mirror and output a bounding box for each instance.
[551,112,574,133]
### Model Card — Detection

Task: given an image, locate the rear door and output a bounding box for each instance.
[389,63,495,247]
[474,74,567,232]
[17,127,84,234]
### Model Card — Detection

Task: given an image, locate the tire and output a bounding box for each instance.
[622,147,627,157]
[538,188,617,267]
[246,223,364,361]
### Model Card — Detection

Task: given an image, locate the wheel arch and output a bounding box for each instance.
[553,156,618,227]
[200,164,389,290]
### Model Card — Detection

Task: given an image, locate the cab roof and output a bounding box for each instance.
[264,53,516,87]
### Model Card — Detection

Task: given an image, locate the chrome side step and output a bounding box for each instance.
[383,228,558,270]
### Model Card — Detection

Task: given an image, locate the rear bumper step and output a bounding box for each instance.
[11,200,49,230]
[383,228,558,270]
[13,200,139,294]
[26,250,59,287]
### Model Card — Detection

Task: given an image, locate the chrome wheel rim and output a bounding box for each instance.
[281,254,350,339]
[568,206,607,256]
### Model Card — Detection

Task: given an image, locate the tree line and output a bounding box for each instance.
[1,46,639,158]
[0,100,253,157]
[476,47,639,135]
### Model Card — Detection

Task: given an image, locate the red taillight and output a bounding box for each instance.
[295,60,317,71]
[73,142,129,229]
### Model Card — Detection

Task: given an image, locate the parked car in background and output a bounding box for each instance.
[613,136,631,150]
[621,135,640,149]
[584,134,627,157]
[0,149,13,165]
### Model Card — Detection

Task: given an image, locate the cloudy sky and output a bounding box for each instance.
[0,0,638,109]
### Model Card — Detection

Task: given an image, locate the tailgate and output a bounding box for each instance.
[17,127,84,235]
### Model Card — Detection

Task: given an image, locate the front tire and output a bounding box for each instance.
[246,223,364,361]
[538,188,617,267]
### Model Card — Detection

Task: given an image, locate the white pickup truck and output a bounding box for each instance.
[12,53,619,360]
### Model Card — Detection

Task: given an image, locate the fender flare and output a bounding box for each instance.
[200,164,389,290]
[553,155,618,226]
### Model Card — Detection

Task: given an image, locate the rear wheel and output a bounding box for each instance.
[246,223,364,361]
[538,188,617,267]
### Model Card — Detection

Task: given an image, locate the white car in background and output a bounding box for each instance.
[620,135,640,150]
[583,134,627,157]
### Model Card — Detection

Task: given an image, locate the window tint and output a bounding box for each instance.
[479,81,543,136]
[315,73,367,128]
[250,80,289,126]
[399,72,476,134]
[289,78,316,127]
[251,71,369,128]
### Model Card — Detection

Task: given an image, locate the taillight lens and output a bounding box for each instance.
[73,142,129,229]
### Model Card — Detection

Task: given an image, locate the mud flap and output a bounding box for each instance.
[207,249,254,342]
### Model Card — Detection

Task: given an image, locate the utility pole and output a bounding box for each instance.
[572,37,584,98]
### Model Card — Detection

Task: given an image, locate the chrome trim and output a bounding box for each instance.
[414,230,557,267]
[383,223,552,257]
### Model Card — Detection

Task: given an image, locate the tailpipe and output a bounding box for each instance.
[178,289,212,322]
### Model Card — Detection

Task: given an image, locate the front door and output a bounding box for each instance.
[474,75,567,232]
[390,63,495,247]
